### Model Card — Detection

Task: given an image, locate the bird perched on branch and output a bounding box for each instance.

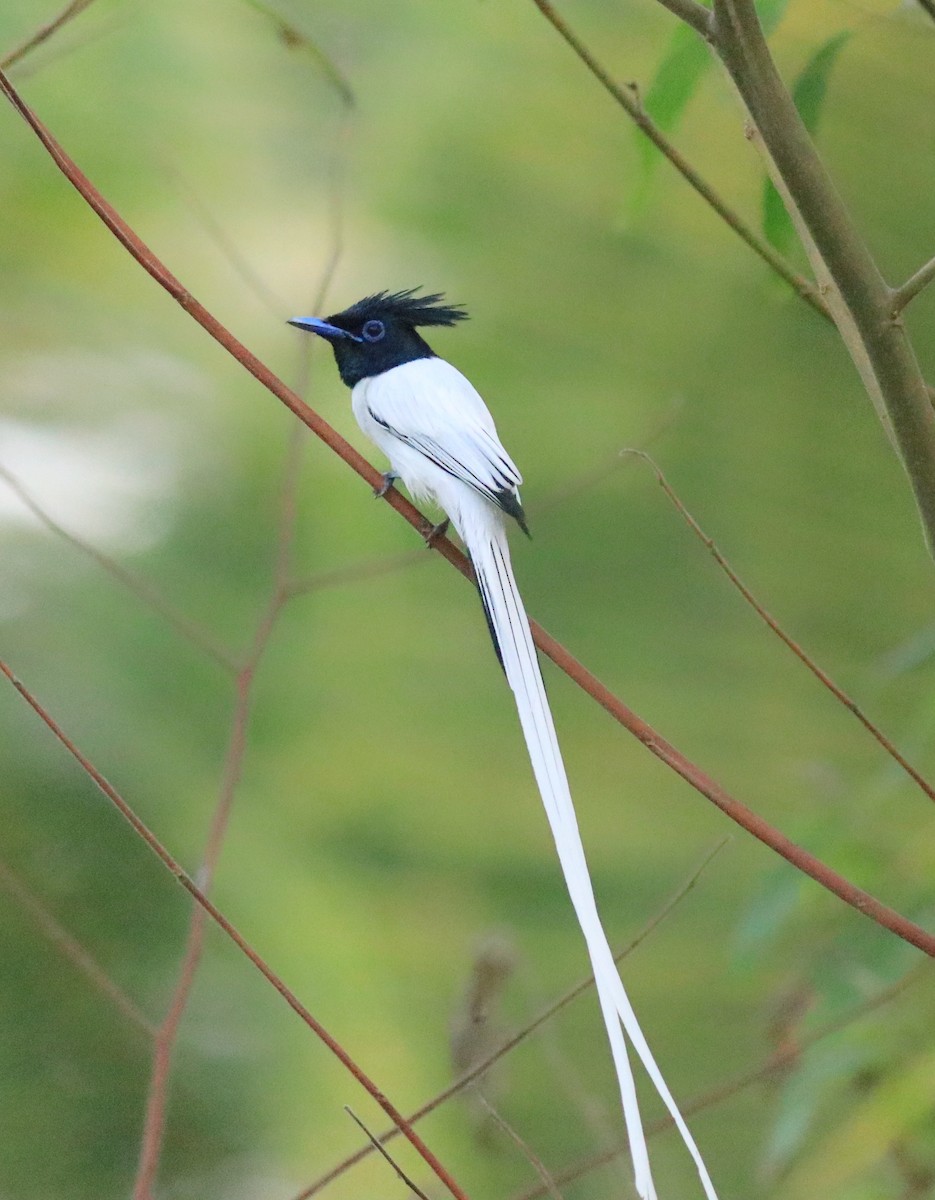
[288,289,718,1200]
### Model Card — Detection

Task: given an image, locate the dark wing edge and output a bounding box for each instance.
[369,408,530,534]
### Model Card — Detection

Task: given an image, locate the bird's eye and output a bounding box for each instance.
[362,320,385,342]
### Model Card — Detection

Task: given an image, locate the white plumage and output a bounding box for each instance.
[354,356,718,1200]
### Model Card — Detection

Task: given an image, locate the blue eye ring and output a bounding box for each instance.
[362,319,386,342]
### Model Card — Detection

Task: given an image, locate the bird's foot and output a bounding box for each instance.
[421,518,450,548]
[373,471,398,499]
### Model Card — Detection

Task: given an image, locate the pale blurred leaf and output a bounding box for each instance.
[764,1039,871,1178]
[779,1049,935,1197]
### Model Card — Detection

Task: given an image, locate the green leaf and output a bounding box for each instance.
[763,1040,872,1178]
[762,31,852,252]
[628,0,789,219]
[781,1049,935,1196]
[629,24,713,219]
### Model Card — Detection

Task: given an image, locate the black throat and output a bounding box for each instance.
[332,328,436,388]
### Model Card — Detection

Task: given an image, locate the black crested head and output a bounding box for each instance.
[288,288,468,388]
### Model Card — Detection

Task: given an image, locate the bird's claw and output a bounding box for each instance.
[373,472,398,498]
[422,518,450,548]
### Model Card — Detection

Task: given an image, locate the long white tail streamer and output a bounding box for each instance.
[461,499,718,1200]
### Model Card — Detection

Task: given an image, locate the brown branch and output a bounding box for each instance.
[0,0,99,70]
[0,67,931,957]
[512,962,926,1200]
[892,254,935,316]
[287,548,429,599]
[290,838,728,1200]
[238,0,356,108]
[0,658,470,1200]
[0,855,157,1037]
[477,1095,566,1200]
[624,450,935,805]
[0,462,236,672]
[527,0,829,320]
[344,1109,432,1200]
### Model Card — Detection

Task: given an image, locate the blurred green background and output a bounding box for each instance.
[1,1,934,1197]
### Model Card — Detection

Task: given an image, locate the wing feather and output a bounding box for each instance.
[363,358,526,522]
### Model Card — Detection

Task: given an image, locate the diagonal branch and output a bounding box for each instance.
[650,0,713,38]
[0,0,100,70]
[0,462,236,672]
[0,855,157,1037]
[0,657,470,1200]
[624,450,935,805]
[0,66,931,955]
[892,253,935,316]
[528,0,829,320]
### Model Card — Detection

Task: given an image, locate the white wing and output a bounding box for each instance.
[356,357,525,518]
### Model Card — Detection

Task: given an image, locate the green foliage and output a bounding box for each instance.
[633,0,791,217]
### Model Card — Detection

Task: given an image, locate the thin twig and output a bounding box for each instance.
[623,449,935,805]
[511,962,927,1200]
[344,1108,432,1200]
[477,1095,565,1200]
[0,658,470,1200]
[287,549,429,599]
[289,839,728,1200]
[651,0,713,37]
[0,462,236,672]
[0,855,157,1037]
[0,0,99,70]
[527,0,829,320]
[239,0,355,107]
[891,254,935,315]
[1,69,931,955]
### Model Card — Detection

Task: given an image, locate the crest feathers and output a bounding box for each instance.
[329,288,468,329]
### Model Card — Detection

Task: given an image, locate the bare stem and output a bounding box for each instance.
[0,0,99,70]
[651,0,714,37]
[624,449,935,805]
[344,1108,432,1200]
[892,254,935,315]
[0,462,236,672]
[0,856,156,1037]
[477,1095,566,1200]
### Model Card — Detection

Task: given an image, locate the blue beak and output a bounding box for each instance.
[287,317,361,342]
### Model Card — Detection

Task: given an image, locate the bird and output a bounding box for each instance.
[289,289,718,1200]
